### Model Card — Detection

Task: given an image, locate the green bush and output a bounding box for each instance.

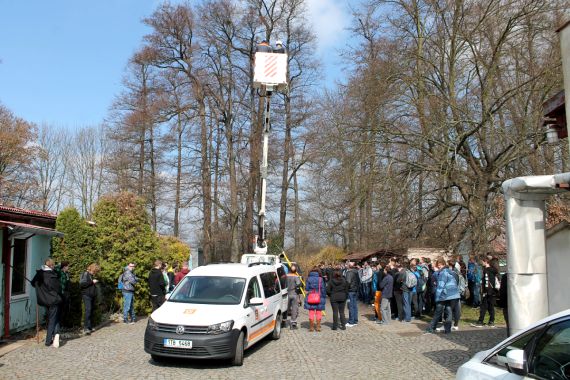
[92,192,160,316]
[51,207,98,327]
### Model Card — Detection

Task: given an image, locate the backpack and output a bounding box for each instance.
[117,273,124,291]
[416,273,426,292]
[457,273,467,296]
[405,270,417,289]
[494,275,501,291]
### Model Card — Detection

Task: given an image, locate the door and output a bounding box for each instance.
[244,276,266,345]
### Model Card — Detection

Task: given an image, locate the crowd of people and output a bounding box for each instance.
[31,258,192,348]
[284,254,506,334]
[32,253,505,347]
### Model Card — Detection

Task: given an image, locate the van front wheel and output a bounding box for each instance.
[272,313,282,340]
[231,331,245,366]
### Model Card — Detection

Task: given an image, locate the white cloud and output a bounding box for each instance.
[306,0,349,52]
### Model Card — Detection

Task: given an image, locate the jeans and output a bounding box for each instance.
[151,295,164,311]
[416,291,425,317]
[45,304,60,346]
[287,294,299,324]
[82,295,95,330]
[394,291,404,320]
[430,300,453,333]
[472,283,481,307]
[479,294,495,324]
[347,292,358,324]
[330,300,347,328]
[452,298,461,326]
[122,291,135,322]
[361,282,371,304]
[380,297,391,324]
[402,291,412,322]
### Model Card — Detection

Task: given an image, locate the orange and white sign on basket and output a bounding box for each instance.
[253,52,288,90]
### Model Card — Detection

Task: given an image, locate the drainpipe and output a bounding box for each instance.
[2,228,11,338]
[558,21,570,151]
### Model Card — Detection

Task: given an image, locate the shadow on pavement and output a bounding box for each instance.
[422,327,506,374]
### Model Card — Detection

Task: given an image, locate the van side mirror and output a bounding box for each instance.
[248,297,263,306]
[506,349,527,376]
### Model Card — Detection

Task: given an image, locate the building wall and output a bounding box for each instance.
[0,228,3,337]
[8,235,50,334]
[546,228,570,314]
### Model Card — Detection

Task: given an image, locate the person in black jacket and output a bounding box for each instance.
[378,266,394,325]
[344,262,360,327]
[472,256,499,328]
[326,270,349,330]
[80,263,100,334]
[31,258,62,347]
[149,260,166,311]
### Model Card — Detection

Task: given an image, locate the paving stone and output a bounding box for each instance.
[0,301,506,379]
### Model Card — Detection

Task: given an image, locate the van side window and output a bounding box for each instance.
[246,277,262,303]
[260,271,279,298]
[277,266,287,291]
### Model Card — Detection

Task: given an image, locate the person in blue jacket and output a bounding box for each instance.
[304,267,327,332]
[425,257,460,334]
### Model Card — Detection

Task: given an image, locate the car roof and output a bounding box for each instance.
[188,263,276,278]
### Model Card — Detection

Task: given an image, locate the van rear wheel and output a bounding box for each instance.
[272,313,282,340]
[231,331,245,366]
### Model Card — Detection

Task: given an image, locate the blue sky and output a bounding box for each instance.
[0,0,351,128]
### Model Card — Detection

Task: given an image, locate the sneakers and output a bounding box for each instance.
[340,325,346,330]
[424,328,435,334]
[84,329,91,335]
[129,321,135,325]
[345,323,356,328]
[436,326,444,332]
[290,323,297,330]
[452,325,459,331]
[53,334,60,348]
[488,323,495,328]
[471,322,485,328]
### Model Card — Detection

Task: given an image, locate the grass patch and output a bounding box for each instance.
[421,303,506,326]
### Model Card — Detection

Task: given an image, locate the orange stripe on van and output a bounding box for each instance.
[248,320,275,342]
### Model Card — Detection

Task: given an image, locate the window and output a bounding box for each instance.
[11,239,27,296]
[486,328,537,369]
[245,277,262,305]
[277,266,287,292]
[168,276,245,305]
[530,319,570,380]
[260,271,280,298]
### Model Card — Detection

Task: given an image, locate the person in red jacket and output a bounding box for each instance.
[174,261,190,286]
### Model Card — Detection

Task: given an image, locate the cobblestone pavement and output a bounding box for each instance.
[0,301,506,379]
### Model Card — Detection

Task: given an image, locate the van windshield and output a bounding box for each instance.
[169,276,246,305]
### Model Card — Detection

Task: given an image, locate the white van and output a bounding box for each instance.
[144,262,285,366]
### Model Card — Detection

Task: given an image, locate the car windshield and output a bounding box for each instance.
[169,276,246,305]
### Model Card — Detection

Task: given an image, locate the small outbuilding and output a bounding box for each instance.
[0,205,63,338]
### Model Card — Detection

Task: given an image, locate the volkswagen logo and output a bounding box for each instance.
[176,325,185,335]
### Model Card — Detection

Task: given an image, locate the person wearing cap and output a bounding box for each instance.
[256,40,273,53]
[121,262,138,324]
[274,40,285,53]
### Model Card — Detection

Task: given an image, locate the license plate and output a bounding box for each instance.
[163,338,193,349]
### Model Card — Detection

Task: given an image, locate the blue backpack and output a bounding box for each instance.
[117,273,124,290]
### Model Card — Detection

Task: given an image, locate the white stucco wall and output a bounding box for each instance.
[546,224,570,314]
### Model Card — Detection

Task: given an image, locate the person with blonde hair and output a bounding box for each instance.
[79,263,100,334]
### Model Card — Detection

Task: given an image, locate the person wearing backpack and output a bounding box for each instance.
[121,262,138,324]
[425,257,460,334]
[31,258,62,347]
[472,256,499,328]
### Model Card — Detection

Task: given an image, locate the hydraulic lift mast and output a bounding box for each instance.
[251,40,288,255]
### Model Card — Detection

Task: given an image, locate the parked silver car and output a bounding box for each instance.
[456,308,570,380]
